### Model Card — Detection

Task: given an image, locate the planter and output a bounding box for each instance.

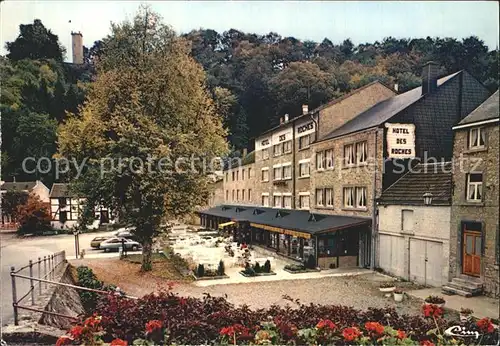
[394,292,404,302]
[424,301,445,308]
[239,271,277,277]
[460,313,472,322]
[194,274,230,281]
[283,268,321,274]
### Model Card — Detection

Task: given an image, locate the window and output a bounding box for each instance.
[356,141,368,164]
[469,127,485,149]
[242,169,245,180]
[343,187,355,208]
[325,149,334,169]
[299,134,311,149]
[236,170,239,181]
[356,187,367,208]
[232,171,235,181]
[467,173,483,202]
[262,195,269,207]
[299,161,310,177]
[316,188,324,206]
[262,148,269,160]
[236,189,240,201]
[325,188,334,207]
[283,164,292,180]
[273,166,282,180]
[273,143,282,156]
[316,151,325,170]
[248,189,252,201]
[283,195,292,209]
[402,209,414,232]
[226,190,229,201]
[248,167,252,178]
[283,140,292,153]
[225,172,228,182]
[261,168,269,182]
[344,144,355,166]
[299,195,310,209]
[273,195,282,208]
[232,190,235,201]
[242,189,245,201]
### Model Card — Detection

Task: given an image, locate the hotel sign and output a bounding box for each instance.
[385,123,416,159]
[255,135,272,151]
[295,120,315,137]
[272,127,293,144]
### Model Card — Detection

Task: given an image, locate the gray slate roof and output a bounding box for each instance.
[1,181,37,191]
[199,205,370,235]
[321,72,461,141]
[457,90,499,126]
[50,183,74,198]
[378,162,452,206]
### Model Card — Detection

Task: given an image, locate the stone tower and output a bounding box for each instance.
[71,31,83,64]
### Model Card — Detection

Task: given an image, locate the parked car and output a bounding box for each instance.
[100,237,141,252]
[114,230,140,242]
[90,236,110,249]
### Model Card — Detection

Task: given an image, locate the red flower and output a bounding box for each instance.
[69,325,84,340]
[316,319,337,330]
[219,324,250,339]
[179,297,187,305]
[110,338,128,346]
[476,318,495,333]
[420,340,435,346]
[365,321,385,335]
[396,330,407,339]
[220,326,235,336]
[84,315,101,328]
[145,320,163,333]
[422,304,443,318]
[55,336,72,346]
[343,327,362,341]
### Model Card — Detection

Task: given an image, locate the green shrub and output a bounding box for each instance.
[217,260,225,276]
[243,266,255,276]
[197,264,205,277]
[253,262,261,273]
[263,259,271,273]
[285,263,306,272]
[76,266,117,313]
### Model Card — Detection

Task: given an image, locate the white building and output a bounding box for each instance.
[50,183,113,230]
[376,162,452,287]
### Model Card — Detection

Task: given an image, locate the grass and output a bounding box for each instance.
[122,253,167,264]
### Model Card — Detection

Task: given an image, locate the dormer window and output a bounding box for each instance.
[469,127,485,149]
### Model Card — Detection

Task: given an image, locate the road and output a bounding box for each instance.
[0,229,116,327]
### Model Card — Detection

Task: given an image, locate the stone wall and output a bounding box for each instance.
[450,123,499,297]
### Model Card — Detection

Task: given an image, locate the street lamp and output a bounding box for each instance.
[423,192,433,206]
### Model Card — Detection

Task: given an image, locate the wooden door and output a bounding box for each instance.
[462,231,481,276]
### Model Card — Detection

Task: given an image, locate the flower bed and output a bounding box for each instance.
[57,288,498,346]
[240,260,275,277]
[283,263,320,274]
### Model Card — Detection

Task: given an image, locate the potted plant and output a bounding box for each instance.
[393,288,404,302]
[379,282,396,297]
[460,307,474,322]
[424,295,446,308]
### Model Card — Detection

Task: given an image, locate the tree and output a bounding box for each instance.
[1,190,29,222]
[57,6,228,271]
[16,193,52,235]
[6,19,66,61]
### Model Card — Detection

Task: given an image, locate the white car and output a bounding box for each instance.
[100,237,141,252]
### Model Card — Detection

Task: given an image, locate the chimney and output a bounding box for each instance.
[394,83,399,92]
[242,148,248,157]
[280,117,284,124]
[421,61,439,95]
[284,114,289,122]
[302,104,308,115]
[71,31,83,64]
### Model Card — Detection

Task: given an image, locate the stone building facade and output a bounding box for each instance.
[448,91,499,297]
[223,153,257,206]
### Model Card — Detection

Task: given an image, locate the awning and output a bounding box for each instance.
[218,221,236,229]
[250,223,311,239]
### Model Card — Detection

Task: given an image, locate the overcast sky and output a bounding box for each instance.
[1,1,498,62]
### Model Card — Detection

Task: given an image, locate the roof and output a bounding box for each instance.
[456,90,499,127]
[198,205,370,235]
[378,162,453,206]
[258,81,393,137]
[321,72,461,141]
[50,183,76,198]
[1,181,37,191]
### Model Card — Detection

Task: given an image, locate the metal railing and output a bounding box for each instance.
[10,251,137,326]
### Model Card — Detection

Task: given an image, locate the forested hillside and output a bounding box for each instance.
[1,20,498,185]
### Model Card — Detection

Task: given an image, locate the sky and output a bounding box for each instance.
[0,1,498,62]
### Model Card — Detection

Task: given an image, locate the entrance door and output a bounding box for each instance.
[462,231,481,277]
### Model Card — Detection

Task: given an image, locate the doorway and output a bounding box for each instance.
[462,230,481,277]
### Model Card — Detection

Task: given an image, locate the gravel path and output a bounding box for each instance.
[72,259,425,316]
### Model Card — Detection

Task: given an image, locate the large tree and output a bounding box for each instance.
[6,19,66,61]
[57,6,228,271]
